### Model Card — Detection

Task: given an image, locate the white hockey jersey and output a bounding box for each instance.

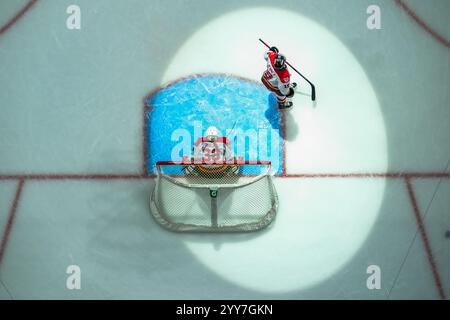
[262,51,291,96]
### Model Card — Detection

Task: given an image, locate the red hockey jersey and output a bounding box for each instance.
[262,51,291,95]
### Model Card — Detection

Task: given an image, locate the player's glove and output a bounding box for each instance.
[270,46,279,53]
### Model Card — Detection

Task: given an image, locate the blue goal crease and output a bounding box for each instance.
[146,75,284,175]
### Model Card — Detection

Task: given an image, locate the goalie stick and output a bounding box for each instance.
[259,38,316,101]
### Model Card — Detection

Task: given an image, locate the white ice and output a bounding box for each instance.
[0,0,449,299]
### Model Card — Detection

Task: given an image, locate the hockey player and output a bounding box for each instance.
[261,46,296,109]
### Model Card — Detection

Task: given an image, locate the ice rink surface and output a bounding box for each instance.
[0,0,449,299]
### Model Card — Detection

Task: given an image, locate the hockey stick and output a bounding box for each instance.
[227,120,238,138]
[259,38,316,101]
[224,120,238,160]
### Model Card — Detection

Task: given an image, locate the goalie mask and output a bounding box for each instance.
[205,126,219,141]
[274,54,286,70]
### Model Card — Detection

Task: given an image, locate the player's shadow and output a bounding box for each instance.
[265,94,299,142]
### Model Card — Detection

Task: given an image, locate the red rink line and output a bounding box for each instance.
[0,173,150,181]
[142,106,149,175]
[0,172,449,181]
[395,0,450,49]
[280,112,287,176]
[0,0,38,35]
[281,172,450,179]
[0,180,24,265]
[405,178,446,300]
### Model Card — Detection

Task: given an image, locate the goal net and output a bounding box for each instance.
[150,160,278,232]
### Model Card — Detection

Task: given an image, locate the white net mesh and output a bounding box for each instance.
[150,161,278,232]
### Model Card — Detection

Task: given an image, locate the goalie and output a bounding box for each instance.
[182,126,236,165]
[261,46,297,109]
[183,126,240,177]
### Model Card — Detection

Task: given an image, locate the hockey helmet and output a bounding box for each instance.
[274,54,286,70]
[205,126,219,141]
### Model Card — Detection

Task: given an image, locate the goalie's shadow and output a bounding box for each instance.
[265,94,299,142]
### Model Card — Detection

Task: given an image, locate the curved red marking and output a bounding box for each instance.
[405,178,446,300]
[395,0,450,49]
[0,0,38,35]
[0,180,24,265]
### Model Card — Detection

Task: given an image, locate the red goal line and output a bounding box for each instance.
[0,171,448,181]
